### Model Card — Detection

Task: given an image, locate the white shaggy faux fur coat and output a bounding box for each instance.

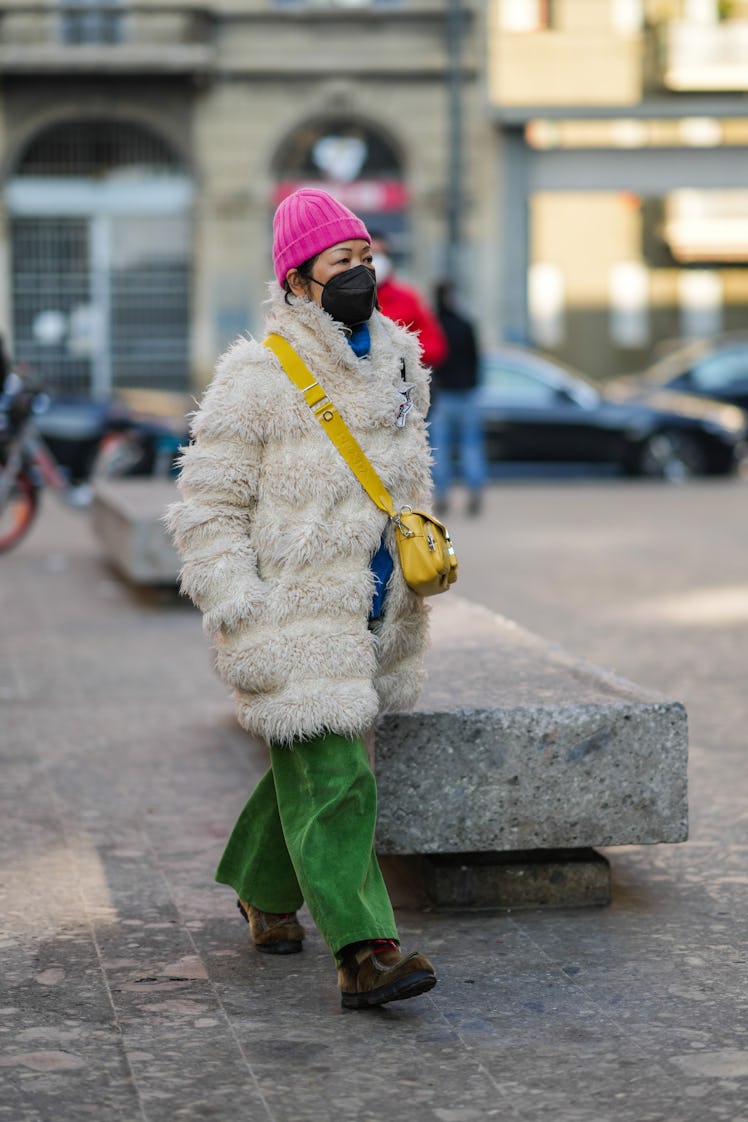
[166,291,433,746]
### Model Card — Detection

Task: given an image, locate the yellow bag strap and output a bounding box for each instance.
[263,332,397,519]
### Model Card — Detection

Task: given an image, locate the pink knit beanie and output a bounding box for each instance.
[272,188,371,286]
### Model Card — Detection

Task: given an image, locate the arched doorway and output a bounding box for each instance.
[6,118,193,397]
[273,117,409,256]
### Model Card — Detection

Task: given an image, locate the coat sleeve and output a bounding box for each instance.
[164,349,271,636]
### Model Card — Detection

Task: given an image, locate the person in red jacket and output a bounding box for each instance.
[370,234,447,369]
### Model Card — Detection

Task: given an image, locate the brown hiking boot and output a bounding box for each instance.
[237,899,305,955]
[338,939,436,1009]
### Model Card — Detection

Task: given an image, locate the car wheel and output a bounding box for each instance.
[635,431,708,481]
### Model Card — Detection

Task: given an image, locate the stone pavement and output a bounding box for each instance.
[2,479,748,1122]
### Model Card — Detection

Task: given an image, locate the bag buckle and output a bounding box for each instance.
[392,506,415,538]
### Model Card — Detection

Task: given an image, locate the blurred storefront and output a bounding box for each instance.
[5,118,193,396]
[0,0,487,396]
[489,0,748,377]
[5,1,744,391]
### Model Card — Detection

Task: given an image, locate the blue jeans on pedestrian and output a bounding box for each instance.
[429,388,487,500]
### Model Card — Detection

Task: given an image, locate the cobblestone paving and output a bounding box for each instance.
[1,479,747,1122]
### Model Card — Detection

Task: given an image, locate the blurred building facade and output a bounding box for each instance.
[2,0,747,395]
[489,0,748,376]
[0,0,491,396]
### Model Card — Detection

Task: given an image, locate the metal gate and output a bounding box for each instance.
[11,216,91,395]
[6,119,193,398]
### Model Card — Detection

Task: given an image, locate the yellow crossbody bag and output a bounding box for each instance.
[263,333,458,597]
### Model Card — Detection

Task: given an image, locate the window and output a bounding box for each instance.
[482,362,558,405]
[691,349,748,392]
[9,119,192,396]
[611,0,643,33]
[664,190,748,265]
[609,262,650,348]
[678,271,723,339]
[18,119,181,178]
[274,119,400,182]
[684,0,718,22]
[498,0,552,32]
[273,1,402,9]
[58,0,126,45]
[529,262,565,348]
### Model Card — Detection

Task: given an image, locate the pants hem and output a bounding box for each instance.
[215,873,304,914]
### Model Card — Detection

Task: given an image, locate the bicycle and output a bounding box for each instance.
[0,370,81,553]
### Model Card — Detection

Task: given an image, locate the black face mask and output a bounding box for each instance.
[312,265,377,327]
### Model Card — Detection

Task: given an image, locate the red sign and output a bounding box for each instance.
[274,179,409,213]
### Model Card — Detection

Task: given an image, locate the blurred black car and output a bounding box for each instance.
[34,389,189,484]
[616,335,748,412]
[477,347,746,480]
[34,396,127,484]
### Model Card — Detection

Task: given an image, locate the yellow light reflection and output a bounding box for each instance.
[2,840,115,939]
[633,586,748,627]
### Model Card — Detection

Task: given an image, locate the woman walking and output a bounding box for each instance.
[167,188,437,1009]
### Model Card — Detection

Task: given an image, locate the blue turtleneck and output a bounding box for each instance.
[344,323,394,621]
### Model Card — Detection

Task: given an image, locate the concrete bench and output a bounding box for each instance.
[91,479,181,584]
[91,479,688,909]
[376,596,687,909]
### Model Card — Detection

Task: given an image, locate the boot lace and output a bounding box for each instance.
[370,938,399,956]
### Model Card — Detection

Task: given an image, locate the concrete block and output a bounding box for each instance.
[91,479,179,584]
[375,597,688,856]
[380,849,611,911]
[419,849,611,910]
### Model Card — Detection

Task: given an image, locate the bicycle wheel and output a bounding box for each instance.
[0,471,39,552]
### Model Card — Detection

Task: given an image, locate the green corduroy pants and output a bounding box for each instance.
[215,732,399,958]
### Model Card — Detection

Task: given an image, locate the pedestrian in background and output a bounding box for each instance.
[167,188,437,1009]
[370,232,448,370]
[429,280,487,517]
